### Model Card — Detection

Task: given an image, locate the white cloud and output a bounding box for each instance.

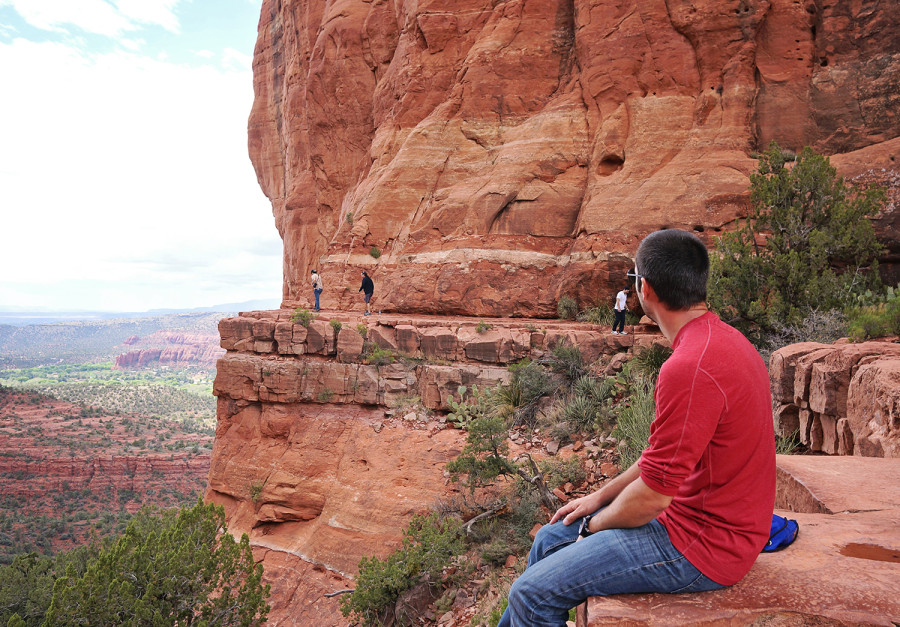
[1,0,136,37]
[221,46,252,71]
[119,37,146,51]
[114,0,181,33]
[0,36,282,311]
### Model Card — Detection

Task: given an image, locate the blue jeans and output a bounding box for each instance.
[498,515,724,626]
[313,288,322,310]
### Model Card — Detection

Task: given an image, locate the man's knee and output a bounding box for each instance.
[506,569,540,620]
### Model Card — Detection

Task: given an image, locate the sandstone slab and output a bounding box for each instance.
[581,455,900,626]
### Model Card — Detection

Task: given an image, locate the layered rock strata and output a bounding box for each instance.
[207,309,663,624]
[115,331,223,368]
[770,340,900,457]
[249,0,900,316]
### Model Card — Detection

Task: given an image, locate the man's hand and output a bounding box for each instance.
[549,491,606,526]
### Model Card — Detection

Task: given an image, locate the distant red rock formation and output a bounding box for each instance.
[249,0,900,316]
[114,331,223,368]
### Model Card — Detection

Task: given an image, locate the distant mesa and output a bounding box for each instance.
[114,331,223,369]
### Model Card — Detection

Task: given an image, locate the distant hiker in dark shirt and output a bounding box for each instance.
[359,271,374,316]
[311,269,323,312]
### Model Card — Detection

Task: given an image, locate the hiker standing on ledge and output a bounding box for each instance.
[359,271,374,316]
[498,229,776,627]
[310,269,323,312]
[612,284,630,335]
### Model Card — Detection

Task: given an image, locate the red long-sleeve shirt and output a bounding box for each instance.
[638,311,775,585]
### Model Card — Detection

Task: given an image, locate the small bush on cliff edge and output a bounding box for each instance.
[292,307,315,327]
[556,295,578,320]
[340,513,463,627]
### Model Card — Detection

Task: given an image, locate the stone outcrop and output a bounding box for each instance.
[210,312,900,624]
[580,455,900,626]
[249,0,900,316]
[208,309,663,624]
[770,340,900,457]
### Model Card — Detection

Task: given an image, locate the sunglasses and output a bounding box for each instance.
[626,270,643,291]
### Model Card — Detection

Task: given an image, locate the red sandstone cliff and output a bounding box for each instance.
[248,0,900,316]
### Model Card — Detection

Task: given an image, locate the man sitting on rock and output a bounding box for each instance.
[498,229,776,626]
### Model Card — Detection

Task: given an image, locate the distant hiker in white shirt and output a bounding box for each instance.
[612,284,630,335]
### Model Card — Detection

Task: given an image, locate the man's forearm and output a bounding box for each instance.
[551,460,642,525]
[589,476,672,533]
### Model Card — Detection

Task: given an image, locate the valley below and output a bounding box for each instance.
[0,313,226,564]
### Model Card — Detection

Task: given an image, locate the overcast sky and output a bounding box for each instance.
[0,0,283,312]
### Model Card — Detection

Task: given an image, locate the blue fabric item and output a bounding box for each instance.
[763,514,799,552]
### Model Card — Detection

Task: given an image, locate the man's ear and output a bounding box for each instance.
[640,277,657,304]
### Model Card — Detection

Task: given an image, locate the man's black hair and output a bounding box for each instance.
[635,229,708,311]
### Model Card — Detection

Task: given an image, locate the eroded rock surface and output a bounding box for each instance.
[771,340,900,457]
[249,0,900,316]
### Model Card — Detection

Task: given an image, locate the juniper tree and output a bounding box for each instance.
[44,498,269,626]
[708,142,884,338]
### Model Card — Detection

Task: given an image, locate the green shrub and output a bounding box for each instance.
[776,430,802,455]
[555,376,615,432]
[708,142,884,340]
[340,513,463,626]
[446,415,516,492]
[557,295,578,320]
[370,246,381,259]
[494,360,553,426]
[846,284,900,341]
[364,345,395,366]
[346,212,354,225]
[577,305,614,325]
[629,344,673,381]
[475,321,492,334]
[43,499,269,626]
[330,319,343,333]
[613,375,655,469]
[291,307,315,327]
[547,341,587,384]
[480,538,516,567]
[356,323,368,338]
[539,456,586,489]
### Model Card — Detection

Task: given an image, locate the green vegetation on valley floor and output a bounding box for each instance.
[0,363,216,425]
[0,382,213,565]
